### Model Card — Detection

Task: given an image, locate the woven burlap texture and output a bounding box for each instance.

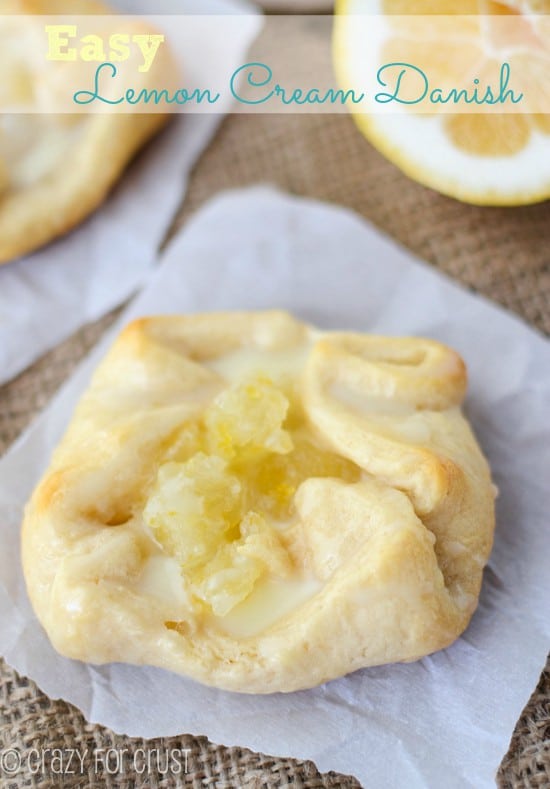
[1,115,549,789]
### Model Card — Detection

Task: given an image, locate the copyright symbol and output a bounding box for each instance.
[1,748,22,774]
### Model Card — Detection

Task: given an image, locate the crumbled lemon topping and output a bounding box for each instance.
[144,454,242,573]
[144,375,359,615]
[205,375,293,458]
[190,512,291,616]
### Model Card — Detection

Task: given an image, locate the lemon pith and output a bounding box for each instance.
[333,0,550,205]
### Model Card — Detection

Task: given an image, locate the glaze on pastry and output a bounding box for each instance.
[22,311,496,693]
[0,0,174,263]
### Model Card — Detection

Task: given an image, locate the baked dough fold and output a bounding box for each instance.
[0,0,174,262]
[22,311,495,693]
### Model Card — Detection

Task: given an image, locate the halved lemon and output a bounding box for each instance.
[334,0,550,205]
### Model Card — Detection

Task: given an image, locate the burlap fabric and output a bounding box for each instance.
[1,27,550,789]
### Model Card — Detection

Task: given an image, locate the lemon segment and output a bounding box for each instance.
[333,0,550,204]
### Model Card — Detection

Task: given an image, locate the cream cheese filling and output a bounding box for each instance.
[213,575,322,638]
[206,343,312,385]
[135,555,190,606]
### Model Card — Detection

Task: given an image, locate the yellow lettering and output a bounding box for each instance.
[45,26,164,70]
[133,33,164,73]
[109,33,130,62]
[45,24,76,61]
[80,34,106,62]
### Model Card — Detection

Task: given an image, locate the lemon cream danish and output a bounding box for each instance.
[22,311,496,693]
[0,0,174,263]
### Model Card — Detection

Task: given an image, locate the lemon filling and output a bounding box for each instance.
[143,373,359,621]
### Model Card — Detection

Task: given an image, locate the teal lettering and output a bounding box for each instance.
[375,62,428,105]
[73,62,220,107]
[230,62,274,105]
[73,61,123,105]
[497,62,523,104]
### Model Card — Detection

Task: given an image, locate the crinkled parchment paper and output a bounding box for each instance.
[1,188,548,789]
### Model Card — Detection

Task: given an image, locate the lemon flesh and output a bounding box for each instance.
[334,0,550,204]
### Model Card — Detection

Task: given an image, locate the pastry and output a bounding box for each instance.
[0,0,174,263]
[22,311,496,693]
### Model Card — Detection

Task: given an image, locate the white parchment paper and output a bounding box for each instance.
[1,187,549,789]
[0,0,261,386]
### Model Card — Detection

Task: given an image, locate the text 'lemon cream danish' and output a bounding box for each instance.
[0,0,175,263]
[22,311,496,693]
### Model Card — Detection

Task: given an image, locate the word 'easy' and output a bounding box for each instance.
[45,25,164,73]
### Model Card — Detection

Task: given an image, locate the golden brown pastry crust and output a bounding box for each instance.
[22,311,496,693]
[0,0,174,263]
